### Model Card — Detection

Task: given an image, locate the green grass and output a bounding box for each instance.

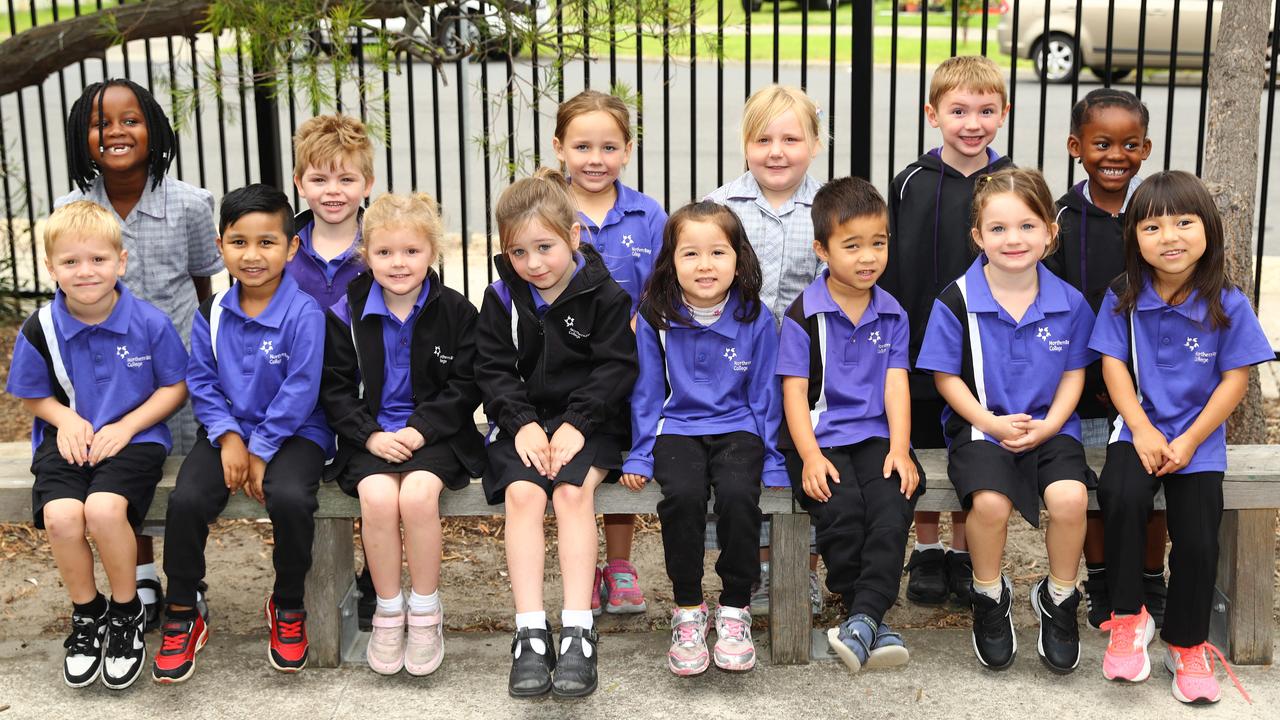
[0,3,98,39]
[695,0,1002,29]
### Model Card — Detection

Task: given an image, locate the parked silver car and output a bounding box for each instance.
[998,0,1224,83]
[303,1,551,61]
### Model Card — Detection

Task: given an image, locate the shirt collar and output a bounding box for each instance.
[675,290,742,339]
[530,252,586,311]
[91,175,166,220]
[1135,276,1208,322]
[801,272,902,325]
[722,172,821,208]
[961,256,1071,320]
[222,272,300,328]
[53,281,134,339]
[929,146,1002,169]
[363,276,431,320]
[1081,175,1142,213]
[296,219,360,263]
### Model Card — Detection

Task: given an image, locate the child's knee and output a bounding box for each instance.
[505,481,548,515]
[969,491,1012,521]
[551,482,594,513]
[1045,483,1089,522]
[82,493,128,536]
[43,500,86,543]
[399,483,441,519]
[359,486,401,524]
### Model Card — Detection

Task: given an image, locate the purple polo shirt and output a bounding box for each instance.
[776,275,911,448]
[624,290,788,486]
[576,181,667,314]
[7,284,188,453]
[287,219,365,311]
[362,278,431,431]
[916,257,1097,445]
[1089,282,1273,473]
[187,273,333,463]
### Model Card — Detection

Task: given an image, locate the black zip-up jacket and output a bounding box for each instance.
[882,149,1014,400]
[1045,181,1127,420]
[475,243,638,441]
[320,270,486,481]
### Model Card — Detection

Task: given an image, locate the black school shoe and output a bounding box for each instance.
[970,577,1016,670]
[137,578,164,633]
[552,626,599,698]
[1030,578,1081,674]
[904,548,948,605]
[1082,570,1111,630]
[1143,570,1167,628]
[945,550,973,606]
[63,606,108,688]
[509,628,556,697]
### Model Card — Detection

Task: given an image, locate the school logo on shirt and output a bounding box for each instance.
[1185,337,1199,352]
[867,330,891,354]
[1036,327,1051,341]
[1037,326,1071,353]
[260,339,290,365]
[433,345,454,364]
[564,315,590,340]
[1186,337,1216,364]
[620,234,651,258]
[724,347,751,372]
[117,345,152,369]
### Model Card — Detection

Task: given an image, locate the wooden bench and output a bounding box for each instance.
[1,444,1276,666]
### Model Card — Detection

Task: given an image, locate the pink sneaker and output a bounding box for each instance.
[1164,642,1251,705]
[602,559,647,614]
[668,604,709,676]
[366,606,406,675]
[591,566,603,617]
[404,607,444,676]
[712,605,755,672]
[1100,609,1155,682]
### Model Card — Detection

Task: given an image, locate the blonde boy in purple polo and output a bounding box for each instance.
[7,201,188,690]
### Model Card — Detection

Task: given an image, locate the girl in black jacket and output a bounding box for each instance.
[476,168,637,698]
[321,193,484,677]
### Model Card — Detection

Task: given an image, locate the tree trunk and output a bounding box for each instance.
[1201,0,1272,445]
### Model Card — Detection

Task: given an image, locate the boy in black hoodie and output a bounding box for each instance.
[881,55,1011,607]
[476,168,638,699]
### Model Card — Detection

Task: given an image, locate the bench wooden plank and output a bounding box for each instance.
[1215,509,1277,665]
[769,512,812,665]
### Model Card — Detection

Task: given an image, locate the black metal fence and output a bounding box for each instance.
[1,0,1278,304]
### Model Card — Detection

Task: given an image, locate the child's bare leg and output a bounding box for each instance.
[82,493,138,602]
[358,473,405,600]
[950,511,969,550]
[603,514,634,561]
[44,499,97,603]
[1145,511,1168,568]
[965,491,1013,583]
[135,535,154,564]
[553,468,605,610]
[505,481,549,613]
[1043,481,1089,583]
[914,511,941,544]
[400,471,445,596]
[1083,512,1106,563]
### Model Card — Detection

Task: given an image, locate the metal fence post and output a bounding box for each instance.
[253,58,284,190]
[851,0,873,180]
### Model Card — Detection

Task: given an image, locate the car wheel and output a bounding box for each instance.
[1089,66,1132,84]
[742,0,764,12]
[809,0,833,10]
[436,8,494,60]
[1031,32,1078,84]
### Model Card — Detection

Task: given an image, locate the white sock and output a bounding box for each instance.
[375,592,404,614]
[560,609,595,657]
[915,542,944,552]
[973,577,1003,601]
[408,590,440,614]
[135,563,159,605]
[1048,575,1077,606]
[515,611,547,656]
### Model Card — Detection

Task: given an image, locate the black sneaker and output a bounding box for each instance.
[904,548,948,605]
[508,628,555,698]
[970,577,1016,670]
[63,607,107,688]
[102,602,146,690]
[1030,577,1081,674]
[1082,570,1111,630]
[136,578,164,633]
[552,626,599,698]
[945,550,973,605]
[1143,571,1167,628]
[356,566,375,632]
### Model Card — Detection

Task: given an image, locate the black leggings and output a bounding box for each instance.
[654,432,763,608]
[164,432,323,609]
[1098,442,1223,647]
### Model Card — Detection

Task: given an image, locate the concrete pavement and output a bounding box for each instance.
[0,629,1272,719]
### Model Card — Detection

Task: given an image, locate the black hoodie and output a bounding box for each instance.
[320,269,486,481]
[882,149,1014,400]
[1045,181,1127,420]
[475,243,638,441]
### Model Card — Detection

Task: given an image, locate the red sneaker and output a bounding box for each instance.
[151,612,209,684]
[265,598,308,672]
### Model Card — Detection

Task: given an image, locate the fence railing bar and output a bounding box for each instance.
[1067,0,1084,187]
[1255,0,1280,306]
[1194,0,1213,177]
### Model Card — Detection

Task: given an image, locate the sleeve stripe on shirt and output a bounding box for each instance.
[38,305,76,411]
[810,314,828,430]
[1108,311,1142,444]
[955,275,988,443]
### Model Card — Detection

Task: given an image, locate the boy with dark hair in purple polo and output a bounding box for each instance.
[778,177,924,674]
[153,184,332,683]
[7,200,189,691]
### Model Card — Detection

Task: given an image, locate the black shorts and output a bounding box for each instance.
[948,433,1096,527]
[30,430,167,529]
[338,441,473,497]
[482,420,623,505]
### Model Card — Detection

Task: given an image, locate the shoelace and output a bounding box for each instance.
[160,623,192,653]
[719,618,748,642]
[673,619,705,647]
[608,571,637,590]
[275,618,304,641]
[63,618,99,654]
[104,614,135,655]
[1100,614,1141,654]
[1175,643,1252,705]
